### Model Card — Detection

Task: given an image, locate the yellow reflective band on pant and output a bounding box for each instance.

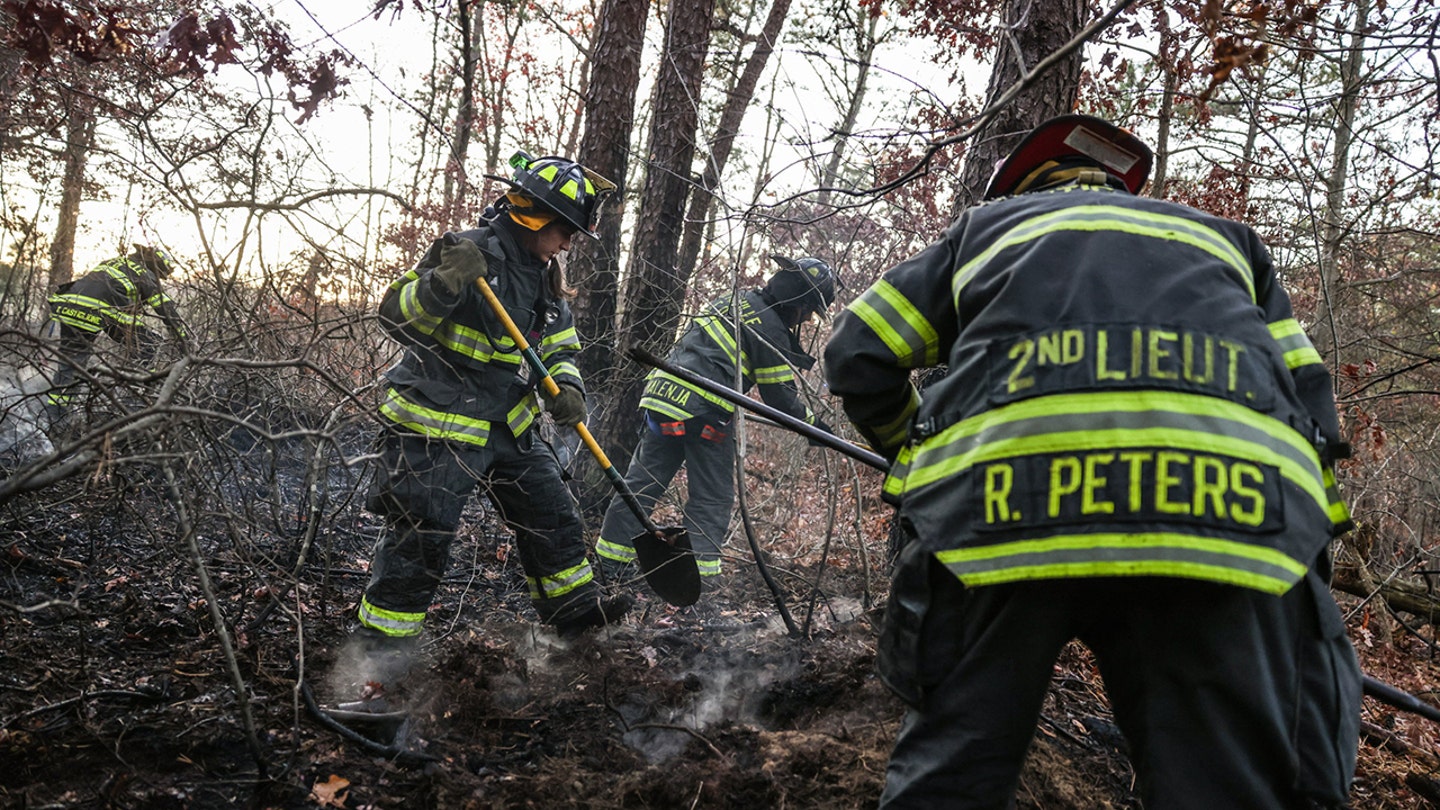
[935,531,1308,594]
[697,558,722,577]
[527,561,594,599]
[596,538,638,563]
[379,387,492,446]
[1268,319,1324,370]
[900,390,1328,513]
[953,205,1255,306]
[358,596,425,637]
[847,278,941,368]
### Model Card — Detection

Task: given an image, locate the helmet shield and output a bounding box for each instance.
[487,151,617,238]
[984,114,1153,199]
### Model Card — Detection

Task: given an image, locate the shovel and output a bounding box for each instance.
[468,256,700,607]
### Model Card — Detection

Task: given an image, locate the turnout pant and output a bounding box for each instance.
[360,426,600,635]
[878,548,1361,810]
[596,413,734,579]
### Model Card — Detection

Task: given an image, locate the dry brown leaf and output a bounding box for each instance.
[311,774,350,808]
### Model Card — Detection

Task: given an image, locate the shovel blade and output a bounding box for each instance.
[633,527,700,606]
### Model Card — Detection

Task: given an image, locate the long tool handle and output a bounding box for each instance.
[629,346,889,471]
[473,275,662,536]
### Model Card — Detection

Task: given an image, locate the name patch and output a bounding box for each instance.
[975,448,1283,533]
[987,323,1273,408]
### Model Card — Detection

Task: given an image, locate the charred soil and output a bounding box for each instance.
[2,451,1438,809]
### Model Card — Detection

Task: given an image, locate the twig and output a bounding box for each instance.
[298,680,439,765]
[1,689,162,729]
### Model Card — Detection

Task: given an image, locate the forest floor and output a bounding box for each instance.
[3,437,1440,809]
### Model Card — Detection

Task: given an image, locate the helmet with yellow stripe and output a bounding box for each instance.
[487,151,618,238]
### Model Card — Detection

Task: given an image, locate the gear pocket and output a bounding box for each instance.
[878,529,968,709]
[1293,568,1361,803]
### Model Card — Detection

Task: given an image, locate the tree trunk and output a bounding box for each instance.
[568,0,652,513]
[599,0,717,467]
[572,0,651,386]
[675,0,792,280]
[951,0,1087,213]
[815,9,879,205]
[1314,0,1370,361]
[48,92,96,289]
[442,0,478,225]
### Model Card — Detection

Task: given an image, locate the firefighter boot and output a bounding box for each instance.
[347,625,420,692]
[547,585,633,637]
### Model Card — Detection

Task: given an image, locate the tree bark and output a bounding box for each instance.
[951,0,1087,214]
[571,0,651,389]
[48,92,96,289]
[675,0,792,280]
[600,0,717,466]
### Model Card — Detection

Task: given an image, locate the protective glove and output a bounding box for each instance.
[546,383,587,428]
[432,235,489,295]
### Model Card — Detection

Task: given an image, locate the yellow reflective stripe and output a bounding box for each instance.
[1268,319,1324,370]
[540,326,579,354]
[882,444,914,497]
[696,558,722,577]
[358,596,425,637]
[903,390,1327,509]
[753,364,794,385]
[596,538,637,563]
[379,388,491,446]
[528,561,594,599]
[936,532,1306,595]
[866,385,921,448]
[507,395,537,435]
[647,371,735,414]
[547,361,580,382]
[954,206,1255,305]
[1323,467,1350,527]
[698,313,746,371]
[103,263,139,295]
[396,276,444,335]
[639,396,694,421]
[848,279,940,367]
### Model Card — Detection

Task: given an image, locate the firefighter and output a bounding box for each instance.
[824,115,1361,808]
[596,256,836,592]
[43,244,189,428]
[354,151,632,659]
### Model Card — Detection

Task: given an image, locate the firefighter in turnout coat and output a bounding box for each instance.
[596,256,836,589]
[824,115,1361,808]
[44,244,188,425]
[356,152,631,653]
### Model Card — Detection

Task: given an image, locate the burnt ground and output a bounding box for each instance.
[2,438,1440,809]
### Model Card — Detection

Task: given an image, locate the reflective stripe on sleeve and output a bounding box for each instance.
[1267,318,1325,370]
[846,279,940,368]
